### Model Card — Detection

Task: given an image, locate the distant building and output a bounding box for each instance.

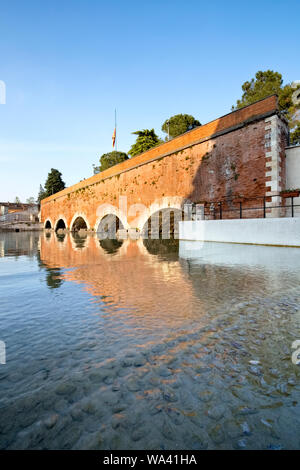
[0,203,39,225]
[0,205,8,216]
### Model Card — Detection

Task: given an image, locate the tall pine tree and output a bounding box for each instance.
[44,169,65,197]
[37,184,46,203]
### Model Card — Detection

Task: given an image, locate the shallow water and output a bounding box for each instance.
[0,232,300,450]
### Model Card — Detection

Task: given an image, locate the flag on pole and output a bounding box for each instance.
[112,127,116,148]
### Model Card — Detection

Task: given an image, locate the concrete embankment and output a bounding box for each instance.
[179,217,300,247]
[0,222,43,232]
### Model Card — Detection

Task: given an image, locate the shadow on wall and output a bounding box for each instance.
[187,116,269,217]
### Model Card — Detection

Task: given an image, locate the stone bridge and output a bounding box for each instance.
[41,95,288,236]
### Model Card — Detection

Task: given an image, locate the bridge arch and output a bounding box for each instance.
[94,203,128,233]
[136,196,185,234]
[44,218,53,229]
[70,213,90,232]
[142,207,184,239]
[54,216,68,232]
[96,214,125,239]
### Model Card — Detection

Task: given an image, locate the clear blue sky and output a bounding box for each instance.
[0,0,299,202]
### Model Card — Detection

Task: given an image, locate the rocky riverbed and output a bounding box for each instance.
[0,232,300,449]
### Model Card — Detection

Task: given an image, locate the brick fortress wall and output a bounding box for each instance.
[41,95,288,230]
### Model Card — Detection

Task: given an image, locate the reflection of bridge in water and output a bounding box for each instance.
[39,233,198,330]
[2,232,295,318]
[37,232,292,333]
[2,230,299,360]
[0,231,40,257]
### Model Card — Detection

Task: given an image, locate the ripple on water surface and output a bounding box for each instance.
[0,232,300,449]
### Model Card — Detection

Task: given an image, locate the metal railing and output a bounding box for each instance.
[192,193,300,220]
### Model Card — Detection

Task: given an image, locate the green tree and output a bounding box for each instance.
[26,197,35,204]
[232,70,300,127]
[93,151,129,174]
[44,169,65,197]
[37,184,46,203]
[14,197,21,204]
[162,114,201,139]
[128,129,162,157]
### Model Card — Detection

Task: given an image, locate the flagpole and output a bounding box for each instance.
[115,108,117,151]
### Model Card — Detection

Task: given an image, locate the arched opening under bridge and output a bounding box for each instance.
[71,216,88,232]
[142,207,184,240]
[97,214,124,240]
[55,219,66,232]
[45,220,52,229]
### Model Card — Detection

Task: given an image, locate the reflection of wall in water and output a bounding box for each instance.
[0,232,40,257]
[179,241,300,303]
[39,233,203,329]
[38,233,298,331]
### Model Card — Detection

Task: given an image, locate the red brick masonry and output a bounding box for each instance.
[41,95,288,230]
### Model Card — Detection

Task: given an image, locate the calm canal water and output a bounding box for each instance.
[0,231,300,450]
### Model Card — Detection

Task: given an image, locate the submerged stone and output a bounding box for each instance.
[55,382,76,396]
[44,414,58,429]
[209,424,225,444]
[207,405,226,421]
